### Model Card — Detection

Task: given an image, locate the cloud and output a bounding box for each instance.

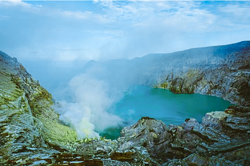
[218,4,250,25]
[0,0,22,4]
[0,0,30,7]
[92,1,220,58]
[1,1,250,63]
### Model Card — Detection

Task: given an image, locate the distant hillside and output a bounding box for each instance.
[82,41,250,106]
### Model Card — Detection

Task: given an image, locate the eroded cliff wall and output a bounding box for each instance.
[0,51,78,165]
[155,41,250,106]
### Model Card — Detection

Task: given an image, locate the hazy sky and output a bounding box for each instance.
[1,0,250,62]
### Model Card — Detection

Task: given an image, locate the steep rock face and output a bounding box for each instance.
[157,42,250,106]
[82,41,250,106]
[77,41,250,106]
[0,51,79,165]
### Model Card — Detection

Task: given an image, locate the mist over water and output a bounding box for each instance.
[54,58,151,139]
[53,47,236,139]
[54,73,125,139]
[55,72,231,139]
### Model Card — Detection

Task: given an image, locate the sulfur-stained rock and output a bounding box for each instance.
[0,51,79,165]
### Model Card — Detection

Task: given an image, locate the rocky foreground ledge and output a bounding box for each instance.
[0,46,250,166]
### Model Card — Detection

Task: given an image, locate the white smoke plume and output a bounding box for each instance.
[55,73,124,139]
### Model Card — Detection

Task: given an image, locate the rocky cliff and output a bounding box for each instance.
[0,51,80,165]
[0,41,250,166]
[155,41,250,107]
[80,41,250,107]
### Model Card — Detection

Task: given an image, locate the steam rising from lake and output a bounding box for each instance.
[55,73,125,139]
[53,43,241,139]
[54,58,142,138]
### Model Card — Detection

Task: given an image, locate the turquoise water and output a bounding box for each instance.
[100,86,231,139]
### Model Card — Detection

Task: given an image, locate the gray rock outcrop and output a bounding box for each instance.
[155,41,250,107]
[118,107,250,165]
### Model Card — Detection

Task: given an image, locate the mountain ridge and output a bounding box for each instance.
[80,41,250,106]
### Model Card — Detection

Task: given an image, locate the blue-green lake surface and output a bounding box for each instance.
[100,86,231,139]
